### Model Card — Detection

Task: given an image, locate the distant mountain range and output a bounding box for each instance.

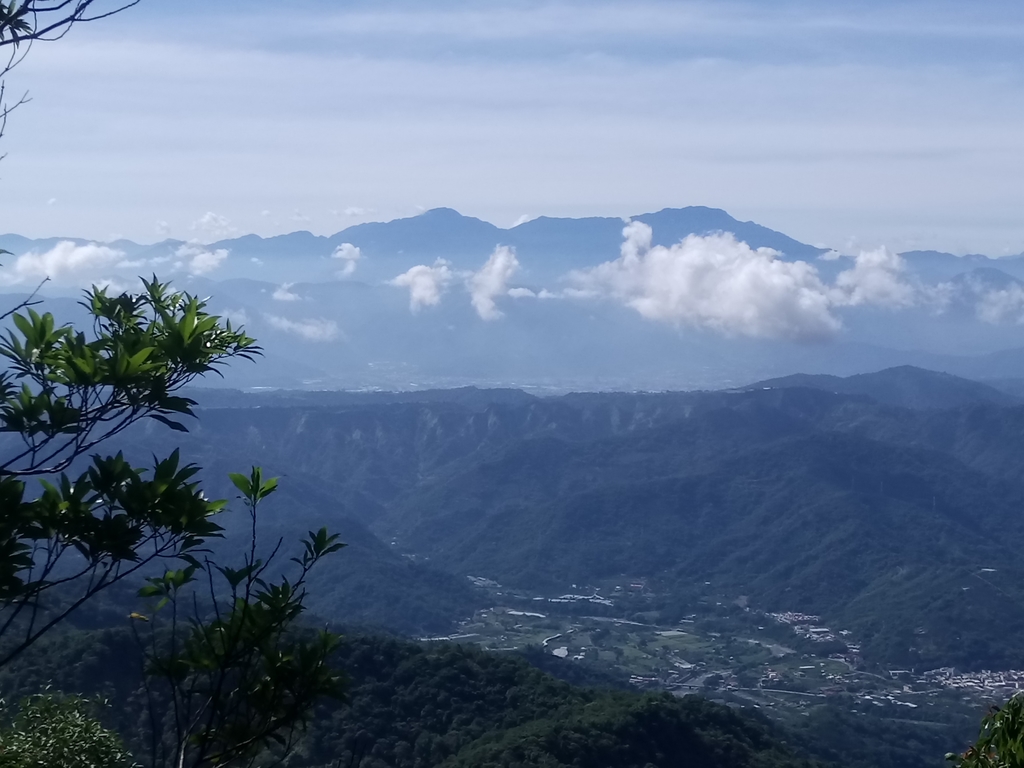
[0,206,829,286]
[8,206,1024,286]
[4,206,1024,390]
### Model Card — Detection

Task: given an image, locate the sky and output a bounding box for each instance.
[1,0,1023,254]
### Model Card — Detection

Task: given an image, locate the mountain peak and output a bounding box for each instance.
[419,207,466,219]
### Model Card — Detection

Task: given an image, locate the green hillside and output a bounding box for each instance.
[93,377,1024,668]
[0,627,830,768]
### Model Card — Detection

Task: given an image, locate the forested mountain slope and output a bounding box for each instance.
[90,368,1024,668]
[0,628,829,768]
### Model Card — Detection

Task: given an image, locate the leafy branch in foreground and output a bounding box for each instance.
[948,693,1024,768]
[1,278,259,476]
[0,2,144,147]
[133,468,347,768]
[0,692,135,768]
[0,279,260,668]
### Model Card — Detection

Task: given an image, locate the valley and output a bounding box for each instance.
[5,4,1022,764]
[7,365,1023,765]
[431,577,1013,721]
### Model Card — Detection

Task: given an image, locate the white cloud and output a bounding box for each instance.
[264,314,339,341]
[507,287,561,300]
[92,277,131,294]
[343,206,368,217]
[291,209,312,223]
[219,307,250,326]
[272,283,301,301]
[832,247,915,308]
[512,214,535,227]
[467,245,520,320]
[155,220,171,237]
[568,224,939,340]
[190,211,235,240]
[920,271,1024,324]
[176,243,229,275]
[0,241,124,286]
[390,259,454,312]
[975,285,1024,324]
[332,242,362,277]
[46,197,57,206]
[569,222,841,341]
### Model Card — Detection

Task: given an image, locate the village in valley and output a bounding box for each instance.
[422,577,1024,725]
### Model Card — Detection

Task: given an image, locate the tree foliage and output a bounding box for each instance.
[133,468,346,768]
[949,694,1024,768]
[0,692,134,768]
[0,280,258,668]
[0,281,345,766]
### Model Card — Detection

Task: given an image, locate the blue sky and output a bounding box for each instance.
[1,0,1023,253]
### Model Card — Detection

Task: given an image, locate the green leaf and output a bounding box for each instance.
[228,472,252,497]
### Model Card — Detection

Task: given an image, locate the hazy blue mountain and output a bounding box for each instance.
[950,266,1023,290]
[330,207,503,257]
[944,346,1024,380]
[0,234,90,253]
[983,377,1024,398]
[209,230,332,259]
[937,268,1024,320]
[634,206,827,260]
[748,365,1019,409]
[900,249,1024,282]
[504,215,626,280]
[0,205,827,287]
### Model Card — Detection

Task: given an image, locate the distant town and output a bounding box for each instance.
[423,577,1022,720]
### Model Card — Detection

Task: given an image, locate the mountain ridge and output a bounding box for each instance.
[101,373,1024,669]
[747,365,1019,409]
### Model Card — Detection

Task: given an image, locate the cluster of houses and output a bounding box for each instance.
[924,667,1024,695]
[765,611,847,644]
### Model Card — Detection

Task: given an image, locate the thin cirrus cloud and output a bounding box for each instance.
[5,3,1024,249]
